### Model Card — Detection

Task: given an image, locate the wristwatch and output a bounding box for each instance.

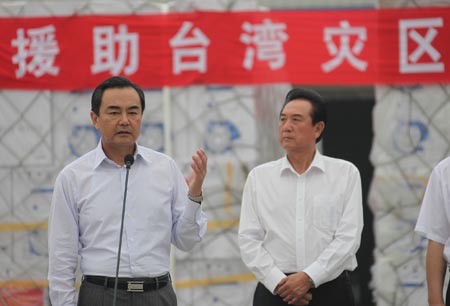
[307,275,315,288]
[188,193,203,203]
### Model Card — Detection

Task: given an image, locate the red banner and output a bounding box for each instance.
[1,7,450,90]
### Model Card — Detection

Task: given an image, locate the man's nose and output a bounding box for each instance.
[282,120,293,131]
[119,113,130,125]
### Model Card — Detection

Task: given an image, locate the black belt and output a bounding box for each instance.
[83,273,170,292]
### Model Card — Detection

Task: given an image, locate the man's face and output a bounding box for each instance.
[278,99,324,153]
[90,87,142,152]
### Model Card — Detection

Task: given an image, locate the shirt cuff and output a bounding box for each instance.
[183,199,203,221]
[303,261,327,288]
[261,266,286,294]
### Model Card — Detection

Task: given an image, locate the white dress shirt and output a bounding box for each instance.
[48,142,207,306]
[238,150,363,293]
[415,156,450,264]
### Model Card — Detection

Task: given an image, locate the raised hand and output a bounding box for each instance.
[188,149,208,197]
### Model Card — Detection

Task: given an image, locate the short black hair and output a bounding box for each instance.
[280,87,327,143]
[91,76,145,116]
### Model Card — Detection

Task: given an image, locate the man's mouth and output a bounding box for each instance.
[116,131,131,135]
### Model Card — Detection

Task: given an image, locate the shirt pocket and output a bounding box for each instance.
[312,194,344,231]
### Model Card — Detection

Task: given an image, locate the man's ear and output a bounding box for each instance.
[90,111,99,129]
[314,121,325,139]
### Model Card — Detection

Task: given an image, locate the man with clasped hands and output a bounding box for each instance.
[239,88,363,306]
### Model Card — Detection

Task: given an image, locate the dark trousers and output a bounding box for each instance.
[253,272,355,306]
[77,278,177,306]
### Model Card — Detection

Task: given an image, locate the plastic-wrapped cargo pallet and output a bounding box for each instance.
[369,84,450,306]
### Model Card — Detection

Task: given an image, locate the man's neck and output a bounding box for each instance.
[286,148,316,175]
[102,143,136,166]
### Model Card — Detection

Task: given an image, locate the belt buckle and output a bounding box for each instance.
[127,281,144,292]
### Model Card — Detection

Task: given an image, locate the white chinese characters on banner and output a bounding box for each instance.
[91,24,139,76]
[321,20,368,73]
[170,21,210,75]
[399,18,444,74]
[240,19,288,71]
[11,25,60,78]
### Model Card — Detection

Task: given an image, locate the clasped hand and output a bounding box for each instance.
[276,272,313,305]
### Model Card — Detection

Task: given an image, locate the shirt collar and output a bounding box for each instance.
[135,143,152,164]
[93,141,108,170]
[92,141,151,170]
[280,149,325,175]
